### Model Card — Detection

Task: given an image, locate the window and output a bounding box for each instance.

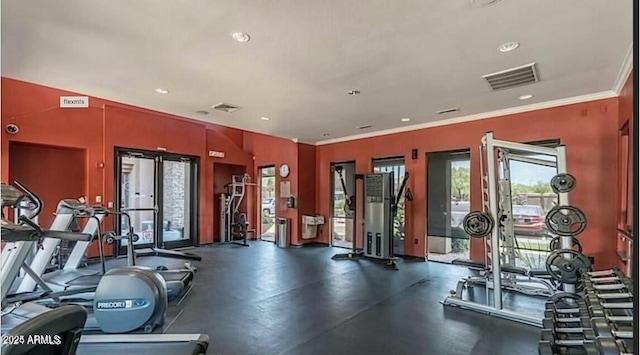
[504,140,559,269]
[426,151,471,263]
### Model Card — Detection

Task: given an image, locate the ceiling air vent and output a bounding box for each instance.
[436,107,459,114]
[211,102,241,113]
[357,125,372,129]
[482,62,539,91]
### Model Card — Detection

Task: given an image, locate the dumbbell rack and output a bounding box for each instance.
[539,269,634,355]
[444,132,575,327]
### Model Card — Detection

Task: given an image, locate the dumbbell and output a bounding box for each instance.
[543,314,592,329]
[591,318,634,340]
[545,295,590,315]
[538,340,600,355]
[586,269,626,279]
[583,278,632,293]
[547,299,632,324]
[595,338,633,355]
[540,328,596,353]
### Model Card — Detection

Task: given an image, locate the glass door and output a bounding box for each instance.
[330,162,355,248]
[117,152,158,254]
[372,157,406,256]
[116,148,199,254]
[259,166,276,242]
[160,156,198,249]
[426,151,472,263]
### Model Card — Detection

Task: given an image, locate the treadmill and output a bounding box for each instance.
[120,207,201,301]
[21,202,196,302]
[20,201,107,292]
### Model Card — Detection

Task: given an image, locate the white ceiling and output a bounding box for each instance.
[1,0,633,144]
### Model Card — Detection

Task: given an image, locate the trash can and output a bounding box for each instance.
[276,218,290,248]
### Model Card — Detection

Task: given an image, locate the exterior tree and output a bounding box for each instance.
[451,167,470,200]
[530,181,552,210]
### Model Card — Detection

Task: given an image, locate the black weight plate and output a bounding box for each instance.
[462,211,494,238]
[545,249,592,284]
[549,236,583,253]
[545,205,587,237]
[550,173,577,194]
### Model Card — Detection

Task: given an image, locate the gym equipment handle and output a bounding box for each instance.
[43,230,93,242]
[121,206,159,213]
[13,180,43,220]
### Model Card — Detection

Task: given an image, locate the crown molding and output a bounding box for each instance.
[315,90,618,146]
[612,44,633,94]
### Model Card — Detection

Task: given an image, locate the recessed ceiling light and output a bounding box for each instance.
[260,116,270,121]
[231,32,251,43]
[195,110,209,115]
[519,94,534,100]
[347,90,361,96]
[322,133,330,137]
[473,0,501,6]
[401,118,411,122]
[155,88,169,94]
[498,41,520,53]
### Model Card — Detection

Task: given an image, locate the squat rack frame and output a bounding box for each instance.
[443,131,573,327]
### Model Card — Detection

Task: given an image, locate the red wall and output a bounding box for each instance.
[243,132,302,244]
[0,78,297,249]
[8,143,86,228]
[1,77,630,269]
[297,144,318,241]
[316,98,621,269]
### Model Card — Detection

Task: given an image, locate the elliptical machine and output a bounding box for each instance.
[1,182,169,334]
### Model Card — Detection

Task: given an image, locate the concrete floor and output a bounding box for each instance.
[126,241,541,355]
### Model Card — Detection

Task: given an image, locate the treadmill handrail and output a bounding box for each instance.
[43,230,93,242]
[79,333,210,343]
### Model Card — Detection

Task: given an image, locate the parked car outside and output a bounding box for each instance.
[262,197,275,215]
[512,205,547,236]
[450,201,470,228]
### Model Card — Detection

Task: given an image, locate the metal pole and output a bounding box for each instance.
[555,145,575,294]
[491,139,558,156]
[485,132,502,309]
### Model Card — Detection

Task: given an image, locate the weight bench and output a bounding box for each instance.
[449,259,555,297]
[451,259,551,277]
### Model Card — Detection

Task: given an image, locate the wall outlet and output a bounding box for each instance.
[108,202,114,208]
[95,196,102,203]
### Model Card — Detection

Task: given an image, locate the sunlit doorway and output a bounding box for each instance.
[331,162,355,248]
[259,166,276,242]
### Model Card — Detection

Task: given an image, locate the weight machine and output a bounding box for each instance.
[331,166,409,270]
[443,132,584,327]
[219,174,251,247]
